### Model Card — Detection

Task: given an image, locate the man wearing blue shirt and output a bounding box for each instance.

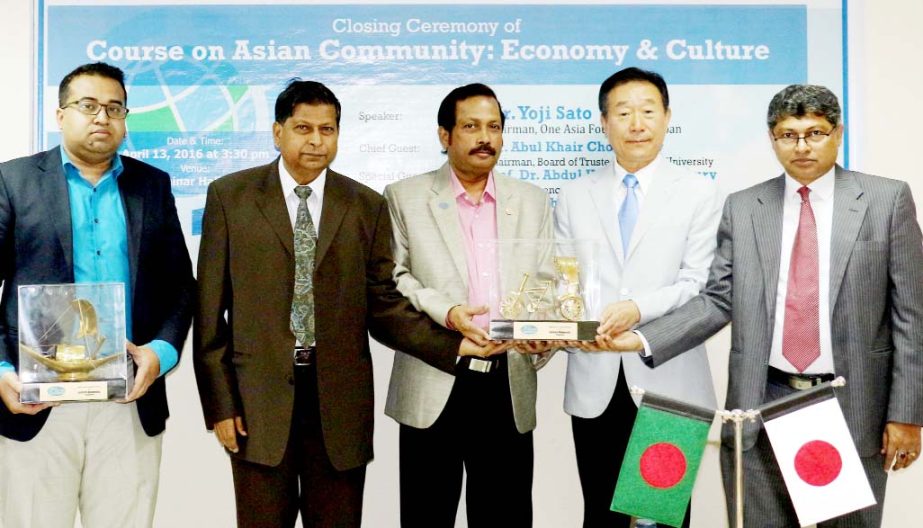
[0,62,194,527]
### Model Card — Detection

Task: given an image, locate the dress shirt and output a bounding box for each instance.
[450,170,499,330]
[279,158,326,231]
[769,169,835,374]
[278,158,326,347]
[64,148,178,376]
[0,149,178,378]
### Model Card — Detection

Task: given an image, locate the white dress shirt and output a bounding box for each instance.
[279,158,326,230]
[769,168,835,375]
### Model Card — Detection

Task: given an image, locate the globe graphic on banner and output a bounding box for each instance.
[123,60,257,135]
[118,59,273,197]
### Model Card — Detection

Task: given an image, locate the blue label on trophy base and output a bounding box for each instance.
[489,319,597,341]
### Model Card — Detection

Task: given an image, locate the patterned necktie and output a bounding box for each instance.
[619,173,639,255]
[290,185,317,345]
[782,186,820,372]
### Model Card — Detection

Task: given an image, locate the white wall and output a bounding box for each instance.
[0,0,920,526]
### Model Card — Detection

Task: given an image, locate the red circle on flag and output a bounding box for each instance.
[639,442,687,489]
[794,440,842,486]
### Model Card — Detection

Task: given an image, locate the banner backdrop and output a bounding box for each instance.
[34,1,847,526]
[39,0,843,240]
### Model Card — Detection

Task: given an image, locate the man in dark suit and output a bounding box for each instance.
[0,62,194,527]
[194,80,498,527]
[609,85,923,526]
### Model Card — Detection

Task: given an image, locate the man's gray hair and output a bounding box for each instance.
[767,84,841,130]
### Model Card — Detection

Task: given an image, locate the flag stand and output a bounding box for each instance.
[628,379,848,528]
[716,408,760,528]
[714,377,845,527]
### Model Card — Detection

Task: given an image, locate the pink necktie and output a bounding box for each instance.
[782,186,820,372]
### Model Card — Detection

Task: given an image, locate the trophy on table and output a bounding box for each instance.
[18,283,130,403]
[488,239,600,341]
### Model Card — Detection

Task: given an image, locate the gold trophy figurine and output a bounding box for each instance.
[500,273,529,319]
[20,299,116,381]
[500,273,554,320]
[554,256,586,322]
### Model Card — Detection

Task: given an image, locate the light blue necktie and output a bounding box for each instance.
[618,173,639,255]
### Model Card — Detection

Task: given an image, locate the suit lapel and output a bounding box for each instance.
[428,165,469,284]
[626,163,679,259]
[588,168,623,263]
[255,160,295,256]
[752,176,785,327]
[116,158,144,300]
[38,148,75,274]
[494,175,518,241]
[315,171,350,267]
[829,167,867,310]
[494,175,523,295]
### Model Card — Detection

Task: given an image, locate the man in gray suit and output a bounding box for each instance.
[611,85,923,526]
[555,67,720,528]
[383,83,553,527]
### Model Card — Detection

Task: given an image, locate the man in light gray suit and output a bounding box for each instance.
[555,67,721,528]
[383,83,553,527]
[612,85,923,526]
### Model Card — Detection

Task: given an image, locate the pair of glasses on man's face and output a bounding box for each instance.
[60,99,130,119]
[773,129,834,146]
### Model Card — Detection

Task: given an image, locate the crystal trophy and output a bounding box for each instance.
[18,283,130,403]
[488,239,600,340]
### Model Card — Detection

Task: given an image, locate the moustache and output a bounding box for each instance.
[469,145,497,156]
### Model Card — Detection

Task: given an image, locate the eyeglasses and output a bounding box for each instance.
[773,129,834,146]
[60,99,130,120]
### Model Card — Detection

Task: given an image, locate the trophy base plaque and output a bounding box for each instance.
[20,379,128,403]
[489,319,598,341]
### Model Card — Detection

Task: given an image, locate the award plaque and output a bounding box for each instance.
[488,239,600,341]
[18,283,130,403]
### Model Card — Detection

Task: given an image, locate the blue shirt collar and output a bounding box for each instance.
[60,147,124,184]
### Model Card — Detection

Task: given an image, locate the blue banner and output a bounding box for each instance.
[45,5,806,86]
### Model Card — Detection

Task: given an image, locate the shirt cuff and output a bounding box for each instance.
[146,340,179,377]
[634,330,653,357]
[0,361,14,376]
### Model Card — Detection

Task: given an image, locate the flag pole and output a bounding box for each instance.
[717,408,760,528]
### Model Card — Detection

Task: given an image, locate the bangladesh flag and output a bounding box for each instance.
[611,391,714,528]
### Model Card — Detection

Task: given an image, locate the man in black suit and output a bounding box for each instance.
[0,62,194,527]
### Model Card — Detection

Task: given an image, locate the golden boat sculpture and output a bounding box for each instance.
[20,298,114,381]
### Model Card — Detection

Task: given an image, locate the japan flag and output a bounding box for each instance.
[762,394,876,527]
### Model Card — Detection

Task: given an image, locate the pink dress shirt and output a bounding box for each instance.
[450,170,499,330]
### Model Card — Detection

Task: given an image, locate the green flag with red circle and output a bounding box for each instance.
[611,392,714,528]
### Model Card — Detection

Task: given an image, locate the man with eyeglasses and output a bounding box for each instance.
[0,62,194,527]
[607,85,923,526]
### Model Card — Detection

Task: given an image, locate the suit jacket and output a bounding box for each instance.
[382,163,553,432]
[194,160,462,470]
[555,160,721,417]
[0,147,194,441]
[640,166,923,455]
